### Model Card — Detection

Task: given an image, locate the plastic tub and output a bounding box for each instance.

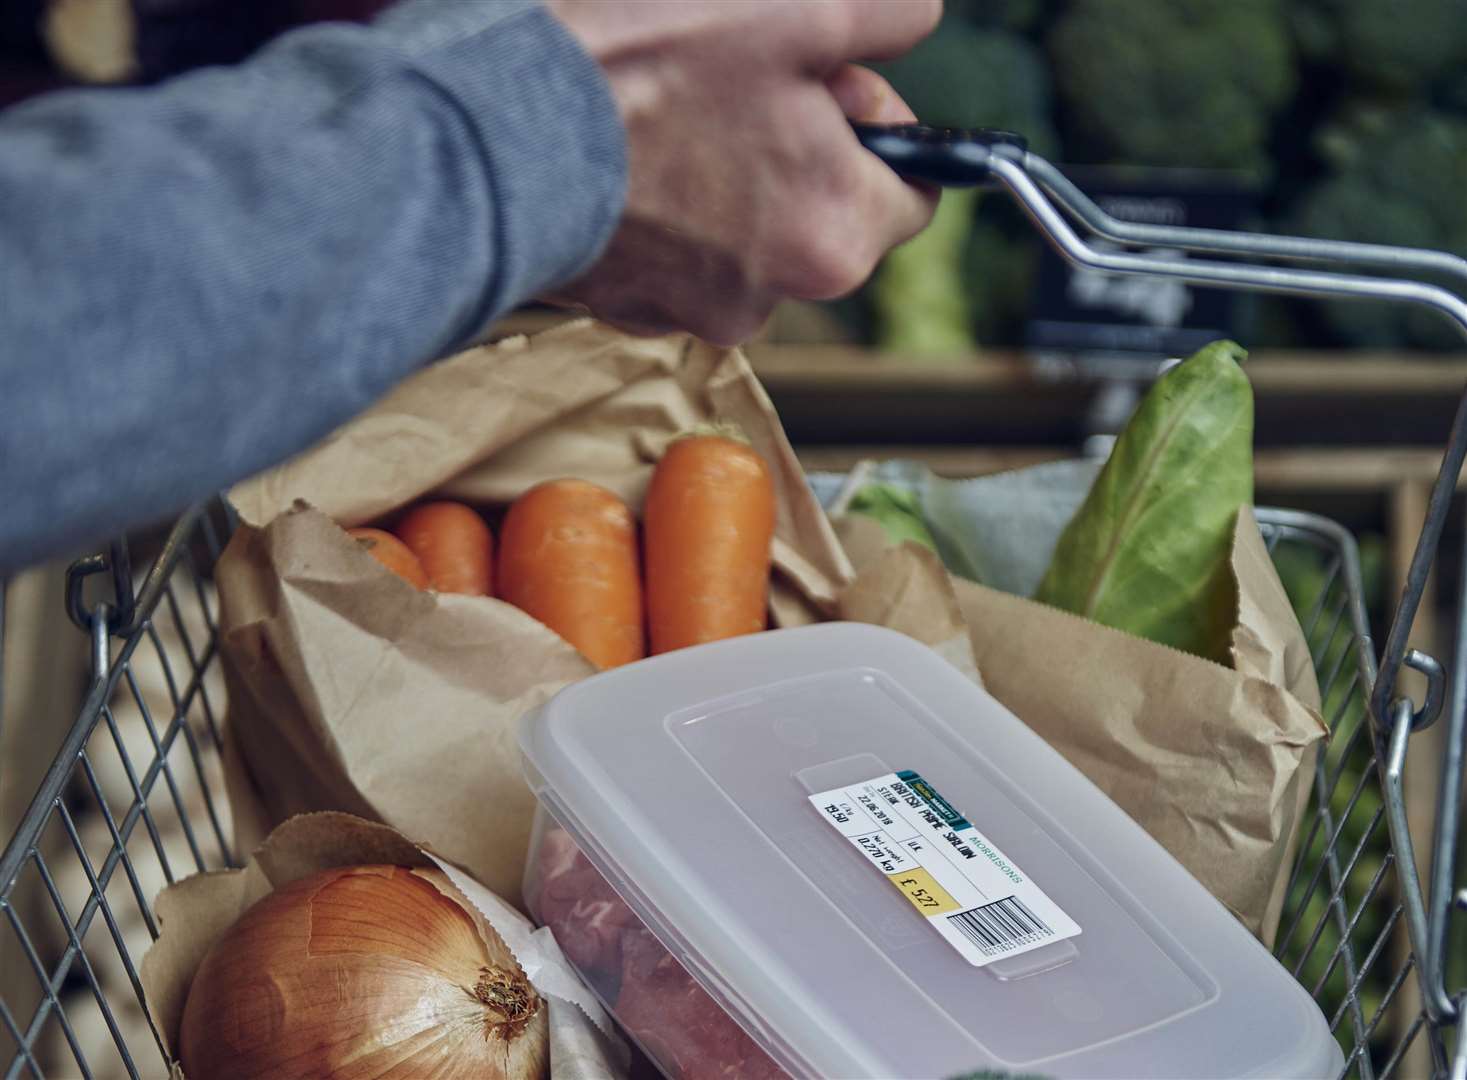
[520,623,1343,1079]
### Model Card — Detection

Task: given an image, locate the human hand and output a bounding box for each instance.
[544,0,941,346]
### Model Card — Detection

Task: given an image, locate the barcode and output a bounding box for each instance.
[946,896,1053,955]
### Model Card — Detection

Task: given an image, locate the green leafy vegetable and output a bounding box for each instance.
[846,484,939,552]
[1034,341,1254,664]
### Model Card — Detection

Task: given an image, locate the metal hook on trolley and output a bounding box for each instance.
[64,501,209,637]
[65,537,133,633]
[1399,648,1447,732]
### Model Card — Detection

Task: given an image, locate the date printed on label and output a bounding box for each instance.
[809,771,1080,968]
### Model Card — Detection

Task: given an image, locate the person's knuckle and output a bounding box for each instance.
[787,227,870,299]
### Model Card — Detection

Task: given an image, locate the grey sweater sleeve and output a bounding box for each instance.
[0,0,626,572]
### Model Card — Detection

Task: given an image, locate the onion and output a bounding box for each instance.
[179,865,548,1079]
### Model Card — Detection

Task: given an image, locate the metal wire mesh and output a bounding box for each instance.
[0,508,232,1080]
[0,503,1458,1078]
[1261,512,1453,1080]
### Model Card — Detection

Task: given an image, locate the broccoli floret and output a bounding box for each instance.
[876,20,1057,155]
[1047,0,1295,172]
[1291,0,1467,96]
[1289,110,1467,349]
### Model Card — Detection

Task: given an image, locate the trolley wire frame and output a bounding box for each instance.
[2,125,1464,1078]
[0,501,1459,1078]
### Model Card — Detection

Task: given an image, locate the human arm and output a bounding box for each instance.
[0,0,625,571]
[1,0,940,572]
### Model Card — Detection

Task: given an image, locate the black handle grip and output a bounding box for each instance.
[851,122,1026,187]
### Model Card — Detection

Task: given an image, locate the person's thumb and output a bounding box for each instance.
[826,64,918,124]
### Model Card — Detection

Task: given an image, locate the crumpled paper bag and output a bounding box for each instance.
[217,321,854,909]
[138,812,628,1079]
[816,460,1326,945]
[832,514,983,688]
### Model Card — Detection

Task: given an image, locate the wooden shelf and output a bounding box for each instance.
[747,346,1467,396]
[794,445,1467,494]
[744,347,1467,449]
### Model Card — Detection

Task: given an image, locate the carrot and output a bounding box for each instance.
[497,480,644,669]
[395,501,494,596]
[643,435,775,653]
[347,527,429,590]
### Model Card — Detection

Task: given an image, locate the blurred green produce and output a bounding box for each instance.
[872,14,1057,349]
[852,0,1467,353]
[1292,109,1467,348]
[845,484,939,551]
[1047,0,1295,173]
[873,189,978,353]
[874,20,1057,154]
[1291,0,1467,96]
[962,199,1041,347]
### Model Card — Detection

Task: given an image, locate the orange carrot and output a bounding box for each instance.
[395,501,494,596]
[643,435,775,654]
[497,480,644,669]
[347,527,429,590]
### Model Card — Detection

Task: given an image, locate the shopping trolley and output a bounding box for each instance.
[0,126,1463,1078]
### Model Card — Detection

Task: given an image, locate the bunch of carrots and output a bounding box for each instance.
[345,435,777,667]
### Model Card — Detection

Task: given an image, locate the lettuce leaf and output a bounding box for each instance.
[1033,341,1254,664]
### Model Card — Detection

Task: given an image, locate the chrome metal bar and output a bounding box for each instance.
[997,149,1465,737]
[1382,697,1457,1022]
[0,611,112,902]
[1024,155,1467,290]
[986,155,1467,341]
[990,154,1467,1022]
[1430,542,1467,1023]
[113,503,205,638]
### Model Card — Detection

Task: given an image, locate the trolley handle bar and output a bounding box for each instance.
[857,120,1466,1023]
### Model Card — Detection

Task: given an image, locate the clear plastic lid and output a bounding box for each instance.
[520,623,1342,1079]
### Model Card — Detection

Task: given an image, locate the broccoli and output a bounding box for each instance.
[871,16,1056,351]
[875,20,1057,155]
[1289,109,1467,349]
[1291,0,1467,97]
[1046,0,1295,172]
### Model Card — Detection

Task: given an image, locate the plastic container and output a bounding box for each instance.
[519,623,1344,1079]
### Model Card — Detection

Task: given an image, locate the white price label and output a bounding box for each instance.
[809,771,1080,968]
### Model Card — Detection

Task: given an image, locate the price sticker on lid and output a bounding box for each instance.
[809,770,1080,968]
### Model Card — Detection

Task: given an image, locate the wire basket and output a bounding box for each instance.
[0,505,236,1080]
[1,126,1463,1078]
[0,497,1457,1079]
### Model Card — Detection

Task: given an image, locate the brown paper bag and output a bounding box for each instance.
[952,507,1326,944]
[833,515,984,687]
[217,321,853,909]
[139,812,628,1079]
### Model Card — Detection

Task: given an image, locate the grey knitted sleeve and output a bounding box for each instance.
[0,0,626,571]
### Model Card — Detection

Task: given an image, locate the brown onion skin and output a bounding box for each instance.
[179,865,547,1080]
